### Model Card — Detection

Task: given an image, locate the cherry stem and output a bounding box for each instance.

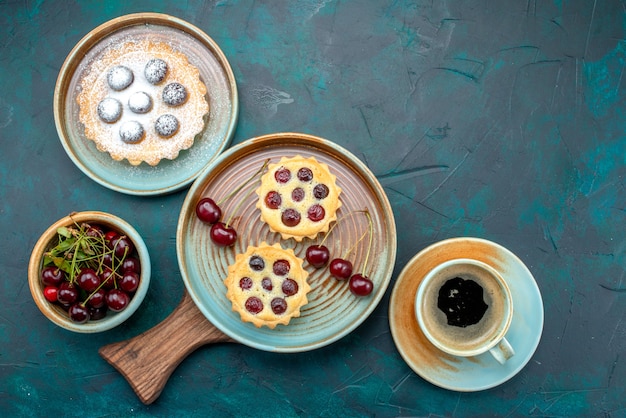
[360,209,374,276]
[342,210,371,259]
[223,174,265,228]
[318,209,369,248]
[217,158,271,206]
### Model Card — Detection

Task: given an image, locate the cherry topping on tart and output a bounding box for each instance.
[282,209,301,227]
[273,260,290,276]
[239,277,253,290]
[275,168,291,183]
[307,204,325,222]
[245,297,264,314]
[297,167,313,182]
[271,298,288,314]
[281,279,299,296]
[249,256,265,271]
[292,187,305,202]
[261,277,273,291]
[265,191,282,209]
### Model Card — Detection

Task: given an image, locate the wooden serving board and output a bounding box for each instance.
[99,291,235,404]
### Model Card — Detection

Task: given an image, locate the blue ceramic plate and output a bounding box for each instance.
[389,237,544,391]
[54,13,238,195]
[177,133,397,352]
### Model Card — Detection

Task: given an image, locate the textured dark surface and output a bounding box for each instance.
[1,1,625,416]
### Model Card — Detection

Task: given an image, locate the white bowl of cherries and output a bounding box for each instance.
[28,211,151,333]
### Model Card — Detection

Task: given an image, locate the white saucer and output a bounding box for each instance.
[389,237,544,391]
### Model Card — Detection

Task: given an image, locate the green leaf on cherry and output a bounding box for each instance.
[57,226,72,238]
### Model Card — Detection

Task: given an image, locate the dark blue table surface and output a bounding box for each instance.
[2,1,625,416]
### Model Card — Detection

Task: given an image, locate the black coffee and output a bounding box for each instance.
[419,261,507,353]
[437,277,488,327]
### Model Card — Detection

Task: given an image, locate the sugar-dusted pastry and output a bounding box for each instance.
[224,242,310,329]
[76,40,209,166]
[255,156,341,241]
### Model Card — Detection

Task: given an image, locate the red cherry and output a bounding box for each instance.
[292,187,305,202]
[349,274,374,296]
[77,268,100,292]
[112,236,134,258]
[43,286,58,303]
[68,304,90,323]
[239,277,253,290]
[265,191,282,209]
[88,306,108,321]
[297,167,313,182]
[281,209,301,227]
[271,298,287,314]
[282,279,298,296]
[313,184,329,199]
[101,252,113,267]
[272,260,290,276]
[196,197,222,224]
[85,225,104,238]
[306,245,330,268]
[122,257,141,274]
[87,289,107,308]
[245,296,263,314]
[104,231,119,247]
[261,277,273,291]
[210,222,237,246]
[100,267,116,289]
[106,289,130,312]
[275,167,291,183]
[57,282,78,305]
[329,258,353,280]
[307,204,325,222]
[41,266,65,286]
[120,271,140,293]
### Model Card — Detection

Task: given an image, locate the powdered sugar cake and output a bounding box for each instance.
[77,39,210,166]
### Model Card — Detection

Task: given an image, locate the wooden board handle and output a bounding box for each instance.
[99,291,234,404]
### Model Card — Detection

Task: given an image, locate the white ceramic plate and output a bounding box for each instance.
[177,133,397,352]
[389,237,544,391]
[54,13,238,195]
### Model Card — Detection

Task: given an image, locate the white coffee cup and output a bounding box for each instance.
[415,258,515,364]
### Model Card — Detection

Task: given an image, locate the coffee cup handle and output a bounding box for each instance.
[489,337,515,364]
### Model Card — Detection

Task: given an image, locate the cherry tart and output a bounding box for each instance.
[224,242,310,329]
[255,156,342,241]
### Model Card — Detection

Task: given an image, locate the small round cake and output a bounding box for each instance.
[76,40,210,166]
[256,156,342,241]
[224,242,310,329]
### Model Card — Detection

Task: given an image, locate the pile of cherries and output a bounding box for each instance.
[40,222,141,323]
